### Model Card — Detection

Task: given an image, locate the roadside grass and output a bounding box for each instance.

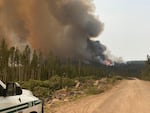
[19,75,122,113]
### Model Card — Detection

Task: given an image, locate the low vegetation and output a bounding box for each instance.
[19,76,76,98]
[19,75,121,103]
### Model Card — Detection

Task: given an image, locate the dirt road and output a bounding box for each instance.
[53,79,150,113]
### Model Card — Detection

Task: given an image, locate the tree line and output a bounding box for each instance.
[141,56,150,80]
[0,39,110,82]
[0,39,147,83]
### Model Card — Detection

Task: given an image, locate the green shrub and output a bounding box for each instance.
[48,75,62,90]
[77,76,96,83]
[33,86,50,98]
[20,80,41,90]
[19,80,50,98]
[62,77,76,87]
[19,76,76,98]
[107,76,117,84]
[86,86,104,95]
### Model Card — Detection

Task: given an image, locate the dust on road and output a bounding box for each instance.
[52,79,150,113]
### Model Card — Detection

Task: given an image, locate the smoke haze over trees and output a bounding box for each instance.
[0,39,145,82]
[0,39,109,82]
[0,0,123,64]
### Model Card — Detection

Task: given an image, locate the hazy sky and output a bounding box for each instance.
[94,0,150,61]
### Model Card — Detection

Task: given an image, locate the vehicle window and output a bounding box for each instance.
[7,83,16,96]
[0,85,4,96]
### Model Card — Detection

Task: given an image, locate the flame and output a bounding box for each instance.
[105,59,113,66]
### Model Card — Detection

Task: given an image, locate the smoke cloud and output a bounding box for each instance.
[0,0,118,63]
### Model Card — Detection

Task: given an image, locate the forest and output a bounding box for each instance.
[0,39,109,82]
[0,39,149,83]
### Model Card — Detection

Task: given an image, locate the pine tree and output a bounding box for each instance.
[31,50,38,79]
[142,56,150,80]
[14,48,21,81]
[21,45,31,81]
[0,39,9,82]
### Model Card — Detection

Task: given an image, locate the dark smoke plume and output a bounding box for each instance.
[0,0,117,63]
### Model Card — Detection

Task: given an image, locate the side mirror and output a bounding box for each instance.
[15,82,22,95]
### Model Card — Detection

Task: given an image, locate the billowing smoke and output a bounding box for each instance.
[0,0,119,64]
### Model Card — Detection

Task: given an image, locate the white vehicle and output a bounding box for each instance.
[0,80,44,113]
